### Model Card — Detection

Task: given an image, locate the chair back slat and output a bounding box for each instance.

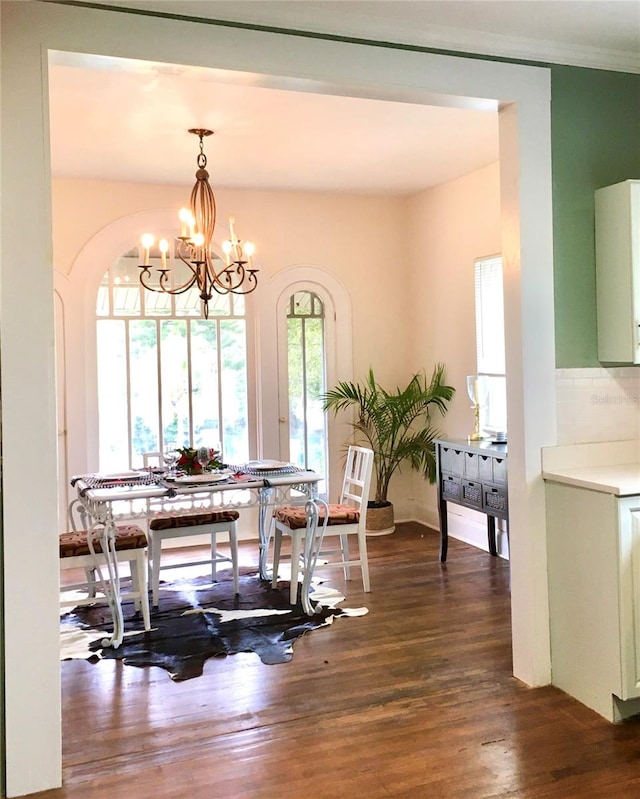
[339,446,374,529]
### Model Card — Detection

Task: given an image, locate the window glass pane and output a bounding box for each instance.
[160,319,190,448]
[232,294,244,316]
[484,375,507,431]
[129,320,159,466]
[287,318,305,468]
[97,320,129,470]
[206,293,231,317]
[286,291,327,481]
[293,292,312,315]
[191,320,220,449]
[113,285,141,316]
[220,319,249,464]
[474,256,507,432]
[304,317,326,476]
[175,285,202,317]
[96,285,109,317]
[96,237,251,472]
[113,255,140,286]
[171,258,195,292]
[475,257,505,374]
[144,290,171,316]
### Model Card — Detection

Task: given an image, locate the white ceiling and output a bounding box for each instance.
[48,1,640,195]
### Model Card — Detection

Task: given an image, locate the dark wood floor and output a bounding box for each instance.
[37,523,640,798]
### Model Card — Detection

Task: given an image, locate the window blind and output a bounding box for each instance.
[475,255,505,375]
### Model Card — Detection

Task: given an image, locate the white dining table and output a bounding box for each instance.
[71,467,322,648]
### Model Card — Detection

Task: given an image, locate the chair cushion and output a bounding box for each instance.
[149,508,240,531]
[274,503,360,530]
[60,524,147,558]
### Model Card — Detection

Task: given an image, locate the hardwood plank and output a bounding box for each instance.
[37,523,640,799]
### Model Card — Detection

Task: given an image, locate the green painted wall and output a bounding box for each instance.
[551,67,640,367]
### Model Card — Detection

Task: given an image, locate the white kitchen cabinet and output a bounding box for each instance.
[595,179,640,364]
[546,481,640,721]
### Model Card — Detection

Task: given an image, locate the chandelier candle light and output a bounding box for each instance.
[138,128,257,318]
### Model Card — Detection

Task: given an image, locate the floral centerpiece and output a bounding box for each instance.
[175,446,225,475]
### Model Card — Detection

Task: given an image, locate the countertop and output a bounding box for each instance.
[542,462,640,497]
[542,441,640,496]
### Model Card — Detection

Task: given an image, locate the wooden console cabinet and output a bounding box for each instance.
[435,438,508,561]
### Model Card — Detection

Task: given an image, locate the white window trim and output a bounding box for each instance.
[474,253,507,434]
[258,265,353,501]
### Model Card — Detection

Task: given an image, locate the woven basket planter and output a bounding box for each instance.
[365,502,395,536]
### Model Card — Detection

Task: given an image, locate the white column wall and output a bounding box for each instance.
[1,2,554,794]
[499,100,555,682]
[1,7,62,794]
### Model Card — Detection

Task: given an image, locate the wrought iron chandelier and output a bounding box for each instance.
[138,128,257,318]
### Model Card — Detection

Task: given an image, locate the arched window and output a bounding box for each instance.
[285,290,327,478]
[96,245,250,470]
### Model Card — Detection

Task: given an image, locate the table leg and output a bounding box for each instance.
[300,499,328,616]
[258,486,272,580]
[487,515,498,556]
[438,496,449,562]
[102,519,124,648]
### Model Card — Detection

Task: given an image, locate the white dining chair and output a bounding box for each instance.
[59,500,151,631]
[142,452,240,606]
[271,445,374,604]
[147,507,240,607]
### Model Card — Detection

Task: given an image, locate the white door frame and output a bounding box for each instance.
[1,3,554,794]
[268,268,351,496]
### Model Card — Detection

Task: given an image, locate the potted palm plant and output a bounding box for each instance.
[322,364,455,534]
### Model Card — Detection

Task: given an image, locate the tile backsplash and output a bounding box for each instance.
[556,367,640,444]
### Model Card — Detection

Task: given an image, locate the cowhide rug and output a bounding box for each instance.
[60,570,367,681]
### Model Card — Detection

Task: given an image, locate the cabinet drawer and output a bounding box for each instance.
[492,458,507,484]
[439,446,451,472]
[483,485,508,516]
[441,474,461,501]
[449,449,464,475]
[440,447,464,475]
[464,452,479,479]
[478,454,493,481]
[461,480,482,509]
